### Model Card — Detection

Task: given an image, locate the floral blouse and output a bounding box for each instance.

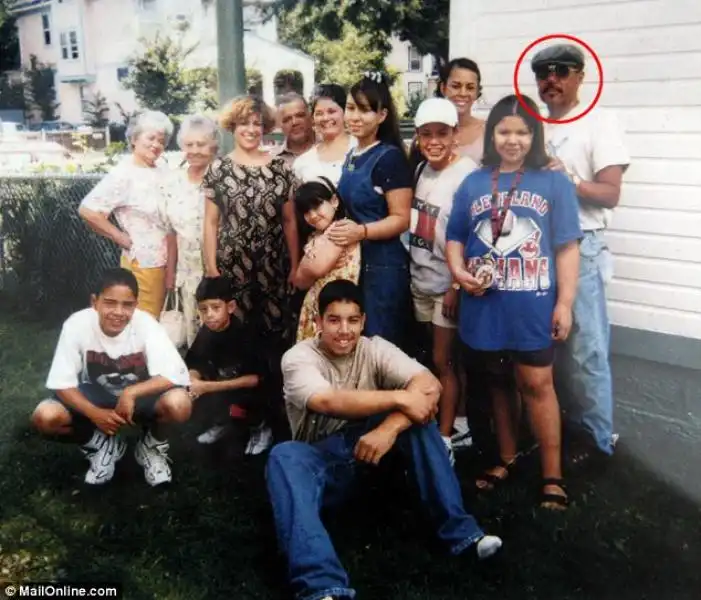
[296,233,361,342]
[160,169,205,290]
[80,157,172,268]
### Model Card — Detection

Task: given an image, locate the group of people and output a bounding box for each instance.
[30,42,630,600]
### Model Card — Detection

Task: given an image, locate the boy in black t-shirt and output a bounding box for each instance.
[186,277,272,455]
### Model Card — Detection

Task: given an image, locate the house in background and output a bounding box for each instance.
[7,0,315,123]
[386,38,439,106]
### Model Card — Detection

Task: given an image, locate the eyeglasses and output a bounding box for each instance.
[534,64,578,80]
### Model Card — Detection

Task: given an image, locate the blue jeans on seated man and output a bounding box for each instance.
[556,230,616,455]
[265,417,487,600]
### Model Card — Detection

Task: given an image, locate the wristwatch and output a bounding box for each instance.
[572,174,582,187]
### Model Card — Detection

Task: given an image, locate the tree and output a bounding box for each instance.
[83,91,110,128]
[121,32,202,115]
[24,55,59,120]
[303,24,385,89]
[273,69,304,96]
[0,73,25,111]
[0,10,19,72]
[271,0,449,68]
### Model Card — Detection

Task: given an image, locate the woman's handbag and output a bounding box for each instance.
[160,288,187,348]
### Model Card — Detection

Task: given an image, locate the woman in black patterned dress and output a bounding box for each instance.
[202,95,300,448]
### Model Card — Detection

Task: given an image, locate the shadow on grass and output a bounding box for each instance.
[0,315,700,599]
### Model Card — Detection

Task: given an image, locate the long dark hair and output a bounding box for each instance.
[482,94,550,170]
[349,73,405,152]
[436,57,483,99]
[294,177,349,252]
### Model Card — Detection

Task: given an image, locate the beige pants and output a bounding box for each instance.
[180,281,201,348]
[120,256,166,319]
[411,286,457,329]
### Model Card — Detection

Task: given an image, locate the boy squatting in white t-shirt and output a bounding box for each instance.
[31,268,191,487]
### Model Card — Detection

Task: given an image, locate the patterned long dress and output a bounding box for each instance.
[160,169,205,347]
[202,156,296,344]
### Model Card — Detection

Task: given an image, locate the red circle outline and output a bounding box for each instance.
[513,33,604,124]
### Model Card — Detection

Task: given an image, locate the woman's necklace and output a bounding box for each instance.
[347,140,381,172]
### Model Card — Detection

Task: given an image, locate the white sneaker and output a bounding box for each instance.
[134,430,172,486]
[451,417,473,449]
[441,435,456,467]
[80,430,127,485]
[197,424,227,445]
[476,535,503,560]
[245,423,273,456]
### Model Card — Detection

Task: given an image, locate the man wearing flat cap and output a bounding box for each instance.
[531,43,630,468]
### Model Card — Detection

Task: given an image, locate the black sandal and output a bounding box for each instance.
[475,458,516,492]
[540,477,569,510]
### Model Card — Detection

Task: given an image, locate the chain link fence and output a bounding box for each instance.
[0,173,121,323]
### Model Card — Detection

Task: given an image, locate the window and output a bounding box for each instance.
[431,56,439,77]
[117,67,129,81]
[140,0,157,10]
[408,82,424,98]
[60,30,80,60]
[41,13,51,46]
[408,46,422,72]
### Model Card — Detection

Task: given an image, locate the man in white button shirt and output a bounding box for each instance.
[531,44,631,465]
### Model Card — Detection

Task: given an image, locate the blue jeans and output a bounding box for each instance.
[265,419,486,600]
[557,231,615,454]
[361,263,411,349]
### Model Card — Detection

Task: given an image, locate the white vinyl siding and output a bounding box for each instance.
[450,0,701,340]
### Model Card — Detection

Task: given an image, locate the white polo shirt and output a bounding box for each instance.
[544,106,630,232]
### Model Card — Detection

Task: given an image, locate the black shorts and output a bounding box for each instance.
[461,343,555,370]
[54,382,162,423]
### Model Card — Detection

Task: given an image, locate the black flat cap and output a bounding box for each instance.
[531,43,585,71]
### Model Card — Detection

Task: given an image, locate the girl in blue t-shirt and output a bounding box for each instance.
[327,72,413,349]
[446,94,583,510]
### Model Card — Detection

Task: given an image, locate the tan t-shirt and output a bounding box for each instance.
[281,336,427,443]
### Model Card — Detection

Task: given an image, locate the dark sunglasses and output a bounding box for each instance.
[534,64,579,80]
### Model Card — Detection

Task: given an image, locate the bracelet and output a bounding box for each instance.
[362,224,368,240]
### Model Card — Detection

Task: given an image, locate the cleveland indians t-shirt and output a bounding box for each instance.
[446,167,583,352]
[46,308,190,394]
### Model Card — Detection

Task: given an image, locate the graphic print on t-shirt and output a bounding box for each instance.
[86,350,149,395]
[410,197,440,252]
[468,190,551,293]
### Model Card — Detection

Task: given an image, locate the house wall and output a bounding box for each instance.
[449,0,701,354]
[16,9,56,67]
[386,38,435,103]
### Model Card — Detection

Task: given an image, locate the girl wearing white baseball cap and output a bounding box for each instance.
[409,97,479,465]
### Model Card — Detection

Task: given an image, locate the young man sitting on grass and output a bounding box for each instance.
[266,279,502,600]
[31,268,191,487]
[185,276,271,455]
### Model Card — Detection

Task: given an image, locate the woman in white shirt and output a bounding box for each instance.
[79,111,175,318]
[160,115,219,346]
[293,84,356,186]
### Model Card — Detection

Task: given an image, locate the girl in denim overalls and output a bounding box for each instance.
[328,73,414,349]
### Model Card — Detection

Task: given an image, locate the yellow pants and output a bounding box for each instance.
[120,256,166,319]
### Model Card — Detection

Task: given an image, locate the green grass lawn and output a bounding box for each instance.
[0,312,699,600]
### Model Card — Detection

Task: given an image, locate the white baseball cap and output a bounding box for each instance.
[414,97,459,129]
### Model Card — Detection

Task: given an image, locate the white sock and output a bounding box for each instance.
[476,535,503,560]
[453,416,469,432]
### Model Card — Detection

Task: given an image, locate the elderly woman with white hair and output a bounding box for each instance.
[79,110,175,318]
[159,114,219,346]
